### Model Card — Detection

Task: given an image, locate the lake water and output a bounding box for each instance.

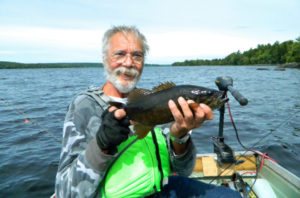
[0,66,299,197]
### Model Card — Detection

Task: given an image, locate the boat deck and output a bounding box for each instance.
[190,152,300,198]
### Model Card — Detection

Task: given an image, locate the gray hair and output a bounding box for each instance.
[102,25,149,62]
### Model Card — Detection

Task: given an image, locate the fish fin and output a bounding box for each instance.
[134,124,154,139]
[152,82,176,92]
[128,89,152,104]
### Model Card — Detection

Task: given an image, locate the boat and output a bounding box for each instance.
[190,151,300,198]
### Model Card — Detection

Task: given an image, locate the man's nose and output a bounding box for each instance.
[122,54,133,66]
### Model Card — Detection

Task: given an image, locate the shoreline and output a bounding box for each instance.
[1,61,299,69]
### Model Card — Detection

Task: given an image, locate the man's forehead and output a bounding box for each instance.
[109,32,143,50]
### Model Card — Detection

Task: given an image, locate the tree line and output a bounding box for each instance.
[0,62,164,69]
[172,37,300,66]
[0,62,103,69]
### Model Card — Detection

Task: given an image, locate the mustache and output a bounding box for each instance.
[113,67,140,78]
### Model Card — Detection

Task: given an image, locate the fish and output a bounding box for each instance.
[114,82,228,139]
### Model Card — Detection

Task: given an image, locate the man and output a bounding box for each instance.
[55,25,241,198]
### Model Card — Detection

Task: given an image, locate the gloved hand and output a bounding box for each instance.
[96,109,130,153]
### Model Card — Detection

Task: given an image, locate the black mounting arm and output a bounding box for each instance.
[213,76,248,167]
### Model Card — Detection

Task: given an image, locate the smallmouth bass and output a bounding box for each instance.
[114,82,228,138]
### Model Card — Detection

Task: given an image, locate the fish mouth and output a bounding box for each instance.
[217,92,229,104]
[221,97,229,104]
[208,94,228,110]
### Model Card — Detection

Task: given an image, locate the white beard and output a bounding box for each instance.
[104,64,141,93]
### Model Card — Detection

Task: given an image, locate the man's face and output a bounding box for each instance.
[104,32,144,93]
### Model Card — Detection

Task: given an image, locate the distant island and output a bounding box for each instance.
[172,36,300,67]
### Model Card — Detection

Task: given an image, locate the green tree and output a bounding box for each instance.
[171,36,299,66]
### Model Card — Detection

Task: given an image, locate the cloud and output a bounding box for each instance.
[0,25,298,64]
[147,30,260,59]
[0,26,106,62]
[0,26,104,50]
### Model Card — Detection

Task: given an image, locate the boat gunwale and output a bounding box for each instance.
[260,153,300,189]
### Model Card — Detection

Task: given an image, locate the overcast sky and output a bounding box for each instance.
[0,0,299,64]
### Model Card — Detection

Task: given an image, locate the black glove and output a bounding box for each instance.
[96,109,130,153]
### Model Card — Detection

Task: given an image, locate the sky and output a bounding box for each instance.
[0,0,299,64]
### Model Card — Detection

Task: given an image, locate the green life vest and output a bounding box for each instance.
[101,128,171,198]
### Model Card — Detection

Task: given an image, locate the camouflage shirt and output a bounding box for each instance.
[55,88,197,198]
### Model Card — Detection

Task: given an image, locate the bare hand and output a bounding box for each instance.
[168,97,214,138]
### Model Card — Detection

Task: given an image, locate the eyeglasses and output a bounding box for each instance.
[110,50,144,64]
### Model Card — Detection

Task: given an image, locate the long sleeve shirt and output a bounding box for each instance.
[55,90,197,198]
